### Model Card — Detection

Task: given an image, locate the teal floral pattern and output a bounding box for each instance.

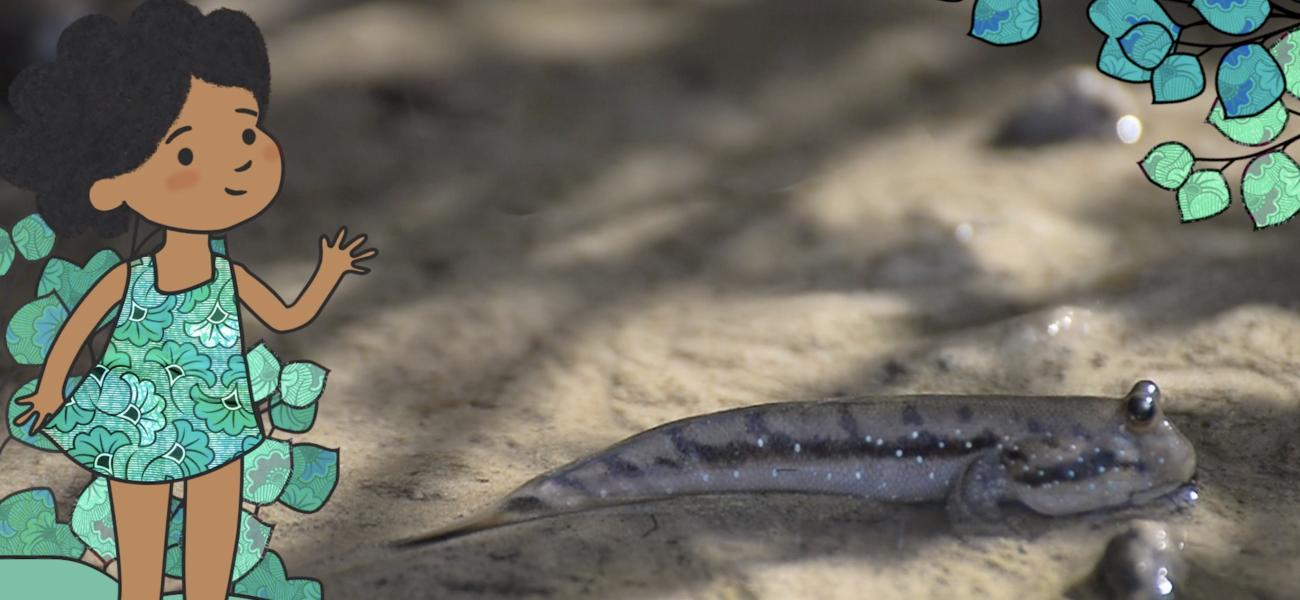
[41,255,262,482]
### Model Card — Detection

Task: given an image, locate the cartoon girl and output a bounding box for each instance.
[0,1,376,598]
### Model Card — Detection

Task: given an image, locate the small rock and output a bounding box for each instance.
[991,67,1137,148]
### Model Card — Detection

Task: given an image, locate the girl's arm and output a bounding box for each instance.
[14,263,128,432]
[233,227,377,333]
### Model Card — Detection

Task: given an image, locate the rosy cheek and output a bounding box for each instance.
[263,142,280,162]
[165,169,200,192]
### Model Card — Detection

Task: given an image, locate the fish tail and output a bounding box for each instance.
[391,494,558,547]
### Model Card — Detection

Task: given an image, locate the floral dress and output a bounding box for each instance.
[41,254,264,483]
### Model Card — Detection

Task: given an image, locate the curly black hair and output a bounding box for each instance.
[0,0,269,238]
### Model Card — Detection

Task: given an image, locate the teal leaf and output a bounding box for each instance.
[163,502,185,577]
[1270,29,1300,99]
[1098,37,1152,83]
[70,477,116,560]
[234,551,323,600]
[6,294,68,365]
[1207,99,1287,146]
[242,439,293,505]
[0,228,14,276]
[1088,0,1181,38]
[0,557,118,598]
[280,444,338,513]
[278,362,328,408]
[1242,151,1300,228]
[246,343,282,403]
[970,0,1040,46]
[1119,22,1173,69]
[0,488,83,558]
[1191,0,1269,36]
[1152,53,1205,103]
[1218,43,1285,118]
[37,248,122,310]
[1140,142,1195,190]
[1176,170,1231,222]
[7,377,80,451]
[165,505,272,581]
[12,214,55,261]
[269,395,318,433]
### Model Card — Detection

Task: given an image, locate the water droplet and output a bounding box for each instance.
[1117,114,1142,144]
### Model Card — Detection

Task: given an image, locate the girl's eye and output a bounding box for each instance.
[242,129,256,145]
[178,148,194,166]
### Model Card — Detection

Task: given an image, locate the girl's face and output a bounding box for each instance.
[89,76,283,233]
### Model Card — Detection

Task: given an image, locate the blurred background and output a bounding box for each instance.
[2,1,1300,598]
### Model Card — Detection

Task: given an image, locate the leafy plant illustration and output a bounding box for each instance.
[958,0,1300,229]
[0,216,332,599]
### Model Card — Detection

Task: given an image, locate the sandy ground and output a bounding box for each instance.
[3,1,1300,598]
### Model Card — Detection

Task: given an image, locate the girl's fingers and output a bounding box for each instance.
[333,227,348,247]
[343,234,368,251]
[33,413,52,433]
[351,248,378,261]
[347,266,371,275]
[320,235,331,250]
[13,406,33,426]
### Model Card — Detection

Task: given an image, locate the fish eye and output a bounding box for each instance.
[177,147,194,166]
[1126,380,1159,424]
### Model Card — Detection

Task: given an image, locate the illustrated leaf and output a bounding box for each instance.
[1270,28,1300,99]
[11,214,55,261]
[7,377,79,452]
[1098,36,1153,83]
[969,0,1040,46]
[0,488,84,558]
[246,343,282,402]
[270,395,318,433]
[1218,43,1285,118]
[280,444,338,513]
[1119,22,1173,69]
[1207,99,1287,146]
[1152,53,1205,103]
[6,294,68,365]
[165,505,272,581]
[1176,170,1231,222]
[278,362,328,408]
[37,248,122,310]
[234,550,323,600]
[163,502,185,577]
[1088,0,1182,38]
[1191,0,1269,36]
[0,557,118,598]
[0,228,14,276]
[70,477,116,560]
[1242,151,1300,228]
[242,439,293,505]
[1141,142,1195,190]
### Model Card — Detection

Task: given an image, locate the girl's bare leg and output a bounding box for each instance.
[108,479,170,600]
[184,457,242,600]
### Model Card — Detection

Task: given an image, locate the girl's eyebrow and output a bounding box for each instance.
[165,126,192,144]
[236,108,258,117]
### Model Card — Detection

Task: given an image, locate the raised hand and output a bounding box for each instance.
[319,226,378,279]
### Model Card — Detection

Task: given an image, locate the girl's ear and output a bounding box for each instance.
[89,175,127,212]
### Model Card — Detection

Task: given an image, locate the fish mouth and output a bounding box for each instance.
[224,188,247,196]
[1129,479,1199,509]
